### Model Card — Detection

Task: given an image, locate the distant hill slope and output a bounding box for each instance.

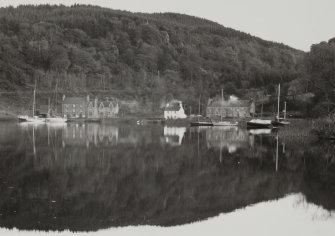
[0,4,304,112]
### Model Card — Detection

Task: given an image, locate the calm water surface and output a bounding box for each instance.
[0,122,334,234]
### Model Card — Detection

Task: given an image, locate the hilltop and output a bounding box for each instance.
[0,4,304,115]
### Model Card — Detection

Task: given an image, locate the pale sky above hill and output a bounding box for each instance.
[1,0,335,51]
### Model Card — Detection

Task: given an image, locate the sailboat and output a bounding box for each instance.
[18,81,45,123]
[190,96,213,126]
[272,84,290,127]
[45,83,67,123]
[212,89,238,126]
[247,96,272,129]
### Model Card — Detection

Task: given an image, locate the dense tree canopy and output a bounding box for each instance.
[304,39,335,116]
[0,4,304,113]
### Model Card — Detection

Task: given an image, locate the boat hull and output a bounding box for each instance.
[247,120,272,129]
[18,115,45,123]
[45,117,68,123]
[212,121,238,126]
[272,120,290,127]
[190,122,213,126]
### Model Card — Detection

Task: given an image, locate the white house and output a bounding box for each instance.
[164,100,187,119]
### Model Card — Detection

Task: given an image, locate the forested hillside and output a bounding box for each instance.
[0,4,304,113]
[303,38,335,116]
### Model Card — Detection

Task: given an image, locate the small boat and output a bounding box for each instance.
[190,96,213,126]
[212,89,238,127]
[272,84,290,127]
[45,116,67,123]
[18,82,45,124]
[18,115,45,123]
[272,117,290,127]
[45,86,68,123]
[247,119,272,129]
[212,120,238,126]
[190,121,213,126]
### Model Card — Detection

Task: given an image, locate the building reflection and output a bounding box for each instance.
[206,126,251,153]
[63,123,119,147]
[161,126,186,146]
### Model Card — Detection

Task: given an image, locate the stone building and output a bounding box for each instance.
[98,98,119,118]
[62,96,88,118]
[206,95,255,119]
[62,95,119,119]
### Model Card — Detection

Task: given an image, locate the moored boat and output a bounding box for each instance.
[272,117,290,127]
[190,121,213,126]
[212,120,238,126]
[18,115,45,123]
[45,116,67,123]
[247,119,272,129]
[18,82,45,124]
[272,84,290,127]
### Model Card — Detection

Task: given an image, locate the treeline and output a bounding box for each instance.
[0,4,303,113]
[303,38,335,116]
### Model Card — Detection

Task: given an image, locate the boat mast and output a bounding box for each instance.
[221,88,223,121]
[284,101,287,119]
[198,95,201,122]
[277,84,280,119]
[33,80,36,117]
[55,82,58,115]
[198,96,201,116]
[48,97,51,117]
[276,132,279,172]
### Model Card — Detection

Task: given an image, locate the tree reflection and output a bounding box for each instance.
[0,123,334,231]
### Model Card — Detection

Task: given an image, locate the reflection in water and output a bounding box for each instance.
[206,126,250,154]
[0,122,334,233]
[63,123,119,147]
[162,126,186,146]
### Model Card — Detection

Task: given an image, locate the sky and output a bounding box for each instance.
[0,0,335,51]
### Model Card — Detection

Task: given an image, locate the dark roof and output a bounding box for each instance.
[165,102,181,111]
[208,97,251,108]
[63,97,87,104]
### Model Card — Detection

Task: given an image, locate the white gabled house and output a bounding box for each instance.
[164,100,187,119]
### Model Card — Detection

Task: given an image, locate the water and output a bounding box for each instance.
[0,122,334,234]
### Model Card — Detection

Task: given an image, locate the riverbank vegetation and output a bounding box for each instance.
[0,4,334,118]
[0,4,303,115]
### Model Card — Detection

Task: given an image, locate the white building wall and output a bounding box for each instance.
[164,101,187,119]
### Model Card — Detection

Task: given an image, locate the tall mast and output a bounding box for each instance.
[198,95,201,116]
[221,88,223,121]
[277,84,280,119]
[33,80,36,117]
[48,97,51,117]
[55,82,58,115]
[284,101,287,119]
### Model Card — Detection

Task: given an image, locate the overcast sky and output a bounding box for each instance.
[1,0,335,51]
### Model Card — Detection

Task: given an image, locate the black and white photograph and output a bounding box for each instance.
[0,0,335,235]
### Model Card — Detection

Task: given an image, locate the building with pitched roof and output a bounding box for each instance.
[98,98,119,118]
[62,95,119,119]
[62,96,88,118]
[206,95,255,119]
[164,100,187,119]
